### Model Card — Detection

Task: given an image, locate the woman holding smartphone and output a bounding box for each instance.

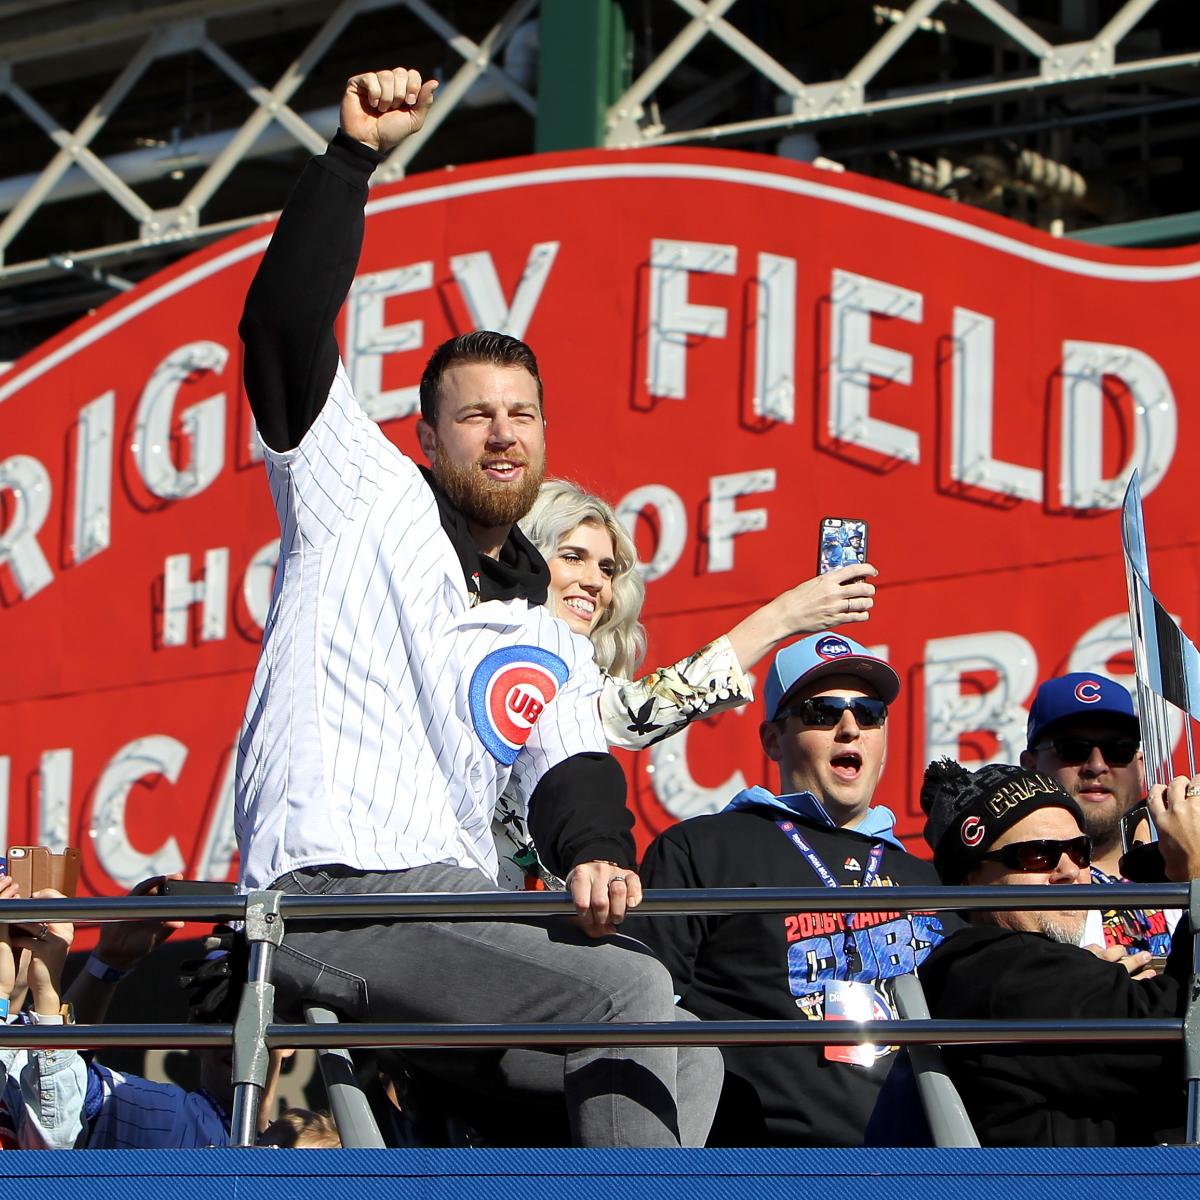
[493,478,878,888]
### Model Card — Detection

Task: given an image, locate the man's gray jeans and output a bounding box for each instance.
[269,862,722,1147]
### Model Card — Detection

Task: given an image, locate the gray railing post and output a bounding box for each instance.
[892,973,981,1148]
[304,1005,386,1148]
[229,889,284,1147]
[1185,878,1200,1145]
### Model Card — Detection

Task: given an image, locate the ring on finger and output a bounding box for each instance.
[610,875,626,885]
[1186,785,1200,799]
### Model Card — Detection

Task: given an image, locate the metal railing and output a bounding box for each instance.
[2,880,1198,1146]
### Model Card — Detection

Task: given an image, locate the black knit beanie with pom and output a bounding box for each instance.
[920,759,1085,884]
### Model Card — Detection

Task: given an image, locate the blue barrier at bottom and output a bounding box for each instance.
[4,1148,1198,1198]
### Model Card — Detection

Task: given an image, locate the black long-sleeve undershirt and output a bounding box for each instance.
[529,753,637,876]
[239,129,384,452]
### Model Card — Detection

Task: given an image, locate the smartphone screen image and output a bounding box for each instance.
[818,517,869,575]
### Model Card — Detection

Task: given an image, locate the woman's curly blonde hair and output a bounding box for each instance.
[520,478,647,678]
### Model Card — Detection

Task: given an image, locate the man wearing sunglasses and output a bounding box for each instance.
[912,759,1199,1145]
[1020,673,1177,957]
[633,633,954,1146]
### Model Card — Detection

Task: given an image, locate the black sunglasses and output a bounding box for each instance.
[1035,736,1139,767]
[979,835,1092,873]
[776,696,888,729]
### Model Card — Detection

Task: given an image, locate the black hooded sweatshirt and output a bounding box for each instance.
[918,921,1191,1145]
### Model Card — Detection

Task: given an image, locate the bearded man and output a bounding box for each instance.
[233,65,721,1148]
[1021,673,1177,956]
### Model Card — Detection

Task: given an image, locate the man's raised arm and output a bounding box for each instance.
[239,68,438,451]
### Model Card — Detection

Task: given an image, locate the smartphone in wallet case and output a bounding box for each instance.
[5,845,82,898]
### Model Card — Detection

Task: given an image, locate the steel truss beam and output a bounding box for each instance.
[605,0,1196,148]
[0,0,538,283]
[0,0,1194,295]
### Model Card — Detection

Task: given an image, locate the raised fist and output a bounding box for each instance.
[341,67,438,153]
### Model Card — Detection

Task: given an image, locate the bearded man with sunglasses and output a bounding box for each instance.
[915,759,1200,1145]
[1020,673,1178,957]
[633,633,955,1146]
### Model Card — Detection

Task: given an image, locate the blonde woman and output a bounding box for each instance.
[493,478,878,888]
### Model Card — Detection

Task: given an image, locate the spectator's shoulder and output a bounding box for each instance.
[643,808,793,899]
[642,808,765,877]
[918,923,1007,995]
[178,1088,230,1148]
[882,843,943,883]
[922,925,1067,989]
[659,807,772,848]
[649,811,725,855]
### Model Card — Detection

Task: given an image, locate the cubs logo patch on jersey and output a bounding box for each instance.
[469,645,569,765]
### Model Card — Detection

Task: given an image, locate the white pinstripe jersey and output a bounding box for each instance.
[235,364,605,891]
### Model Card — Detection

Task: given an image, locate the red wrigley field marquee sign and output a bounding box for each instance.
[2,146,1199,899]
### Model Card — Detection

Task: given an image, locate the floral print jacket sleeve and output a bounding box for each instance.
[492,635,753,890]
[600,634,753,750]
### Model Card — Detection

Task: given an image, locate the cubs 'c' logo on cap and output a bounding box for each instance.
[960,816,986,847]
[469,646,569,765]
[1075,679,1103,704]
[815,635,852,661]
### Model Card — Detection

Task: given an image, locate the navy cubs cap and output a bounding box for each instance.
[1026,673,1140,749]
[764,632,900,720]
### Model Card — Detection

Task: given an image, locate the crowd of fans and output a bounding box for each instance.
[2,63,1196,1152]
[2,644,1190,1150]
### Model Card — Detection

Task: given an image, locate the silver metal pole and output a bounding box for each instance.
[256,1017,1183,1051]
[0,1015,1181,1053]
[0,881,1186,926]
[228,890,285,1147]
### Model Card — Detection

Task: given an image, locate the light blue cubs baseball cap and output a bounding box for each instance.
[763,632,901,720]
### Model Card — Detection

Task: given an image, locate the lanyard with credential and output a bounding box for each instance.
[777,821,893,1064]
[775,820,885,905]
